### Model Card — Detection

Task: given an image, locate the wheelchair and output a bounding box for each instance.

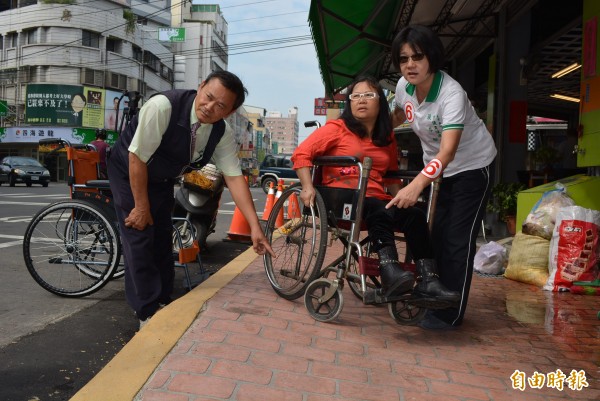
[22,138,205,297]
[263,156,448,324]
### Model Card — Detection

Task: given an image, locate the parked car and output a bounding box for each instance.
[258,154,299,193]
[0,156,51,187]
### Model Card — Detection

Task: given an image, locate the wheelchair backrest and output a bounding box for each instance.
[66,146,100,194]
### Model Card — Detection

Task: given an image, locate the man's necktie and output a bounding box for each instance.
[190,121,200,160]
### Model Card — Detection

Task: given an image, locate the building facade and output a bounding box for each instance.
[171,3,228,90]
[264,107,298,155]
[0,0,174,129]
[0,1,258,183]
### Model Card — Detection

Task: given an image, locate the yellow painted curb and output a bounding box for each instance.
[70,246,260,401]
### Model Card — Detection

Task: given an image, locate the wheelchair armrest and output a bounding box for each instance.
[85,180,111,189]
[383,170,421,179]
[313,156,360,167]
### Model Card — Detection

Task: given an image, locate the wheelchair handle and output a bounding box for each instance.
[313,156,361,167]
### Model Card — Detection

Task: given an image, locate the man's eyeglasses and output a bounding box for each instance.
[349,92,378,101]
[398,53,425,64]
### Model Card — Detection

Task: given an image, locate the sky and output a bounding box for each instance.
[194,0,327,143]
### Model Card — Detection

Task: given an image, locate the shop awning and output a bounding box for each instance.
[308,0,404,95]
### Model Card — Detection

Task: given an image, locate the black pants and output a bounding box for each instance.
[430,166,491,326]
[108,163,175,320]
[363,197,432,260]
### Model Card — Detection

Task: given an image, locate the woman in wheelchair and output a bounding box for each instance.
[291,76,459,305]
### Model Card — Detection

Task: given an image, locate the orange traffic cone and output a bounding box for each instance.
[287,192,301,219]
[262,182,275,221]
[224,177,252,243]
[274,180,284,227]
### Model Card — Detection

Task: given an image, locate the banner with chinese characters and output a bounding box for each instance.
[0,127,116,146]
[82,86,105,129]
[0,127,77,144]
[25,84,85,126]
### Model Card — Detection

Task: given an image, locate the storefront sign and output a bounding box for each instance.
[82,86,105,129]
[0,100,7,117]
[159,27,186,42]
[25,84,85,126]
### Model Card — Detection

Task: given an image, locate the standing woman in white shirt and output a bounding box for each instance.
[388,24,497,330]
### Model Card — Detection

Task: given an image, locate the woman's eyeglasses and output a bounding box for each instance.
[399,53,425,64]
[349,92,378,101]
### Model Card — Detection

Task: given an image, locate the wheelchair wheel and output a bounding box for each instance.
[304,278,344,322]
[264,183,328,300]
[71,195,124,280]
[23,200,121,297]
[388,300,427,325]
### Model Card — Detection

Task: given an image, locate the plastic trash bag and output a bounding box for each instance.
[522,184,575,240]
[474,241,508,275]
[544,206,600,292]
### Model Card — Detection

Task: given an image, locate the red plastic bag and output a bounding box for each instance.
[544,206,600,292]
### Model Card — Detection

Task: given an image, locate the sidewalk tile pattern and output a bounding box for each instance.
[137,254,599,401]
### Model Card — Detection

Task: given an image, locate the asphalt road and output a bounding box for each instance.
[0,182,267,401]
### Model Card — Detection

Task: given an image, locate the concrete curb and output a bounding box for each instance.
[70,245,259,401]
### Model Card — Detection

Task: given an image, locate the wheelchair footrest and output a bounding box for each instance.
[407,296,457,310]
[363,288,411,305]
[358,256,380,276]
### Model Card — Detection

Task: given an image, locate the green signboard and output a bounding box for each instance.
[26,84,85,126]
[158,27,186,42]
[0,100,7,117]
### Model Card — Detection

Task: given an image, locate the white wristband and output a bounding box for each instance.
[421,158,443,179]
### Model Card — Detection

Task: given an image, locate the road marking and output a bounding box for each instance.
[0,234,25,239]
[0,201,50,206]
[0,240,23,249]
[0,216,34,223]
[1,194,67,199]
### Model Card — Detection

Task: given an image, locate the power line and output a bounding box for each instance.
[0,35,313,82]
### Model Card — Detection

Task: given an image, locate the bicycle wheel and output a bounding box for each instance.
[264,183,328,300]
[23,200,121,297]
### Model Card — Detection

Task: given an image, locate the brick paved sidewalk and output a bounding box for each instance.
[136,253,599,401]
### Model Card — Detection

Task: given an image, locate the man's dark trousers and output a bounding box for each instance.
[108,166,175,320]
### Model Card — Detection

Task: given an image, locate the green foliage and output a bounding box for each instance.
[487,182,526,222]
[533,146,559,167]
[41,0,76,4]
[123,9,136,35]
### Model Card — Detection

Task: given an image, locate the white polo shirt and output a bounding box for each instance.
[394,71,496,177]
[128,94,242,176]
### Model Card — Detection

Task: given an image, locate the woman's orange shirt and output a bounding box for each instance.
[292,119,400,201]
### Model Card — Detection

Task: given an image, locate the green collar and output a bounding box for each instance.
[404,71,444,102]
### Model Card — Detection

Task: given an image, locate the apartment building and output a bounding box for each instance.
[171,2,228,90]
[264,107,299,155]
[0,1,256,182]
[0,0,173,129]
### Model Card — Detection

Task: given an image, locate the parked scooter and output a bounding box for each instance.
[172,164,225,253]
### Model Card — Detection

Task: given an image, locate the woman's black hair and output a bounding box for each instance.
[340,75,392,147]
[391,24,445,73]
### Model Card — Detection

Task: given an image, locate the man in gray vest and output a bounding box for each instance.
[108,71,274,327]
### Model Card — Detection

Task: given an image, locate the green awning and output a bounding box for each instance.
[308,0,404,95]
